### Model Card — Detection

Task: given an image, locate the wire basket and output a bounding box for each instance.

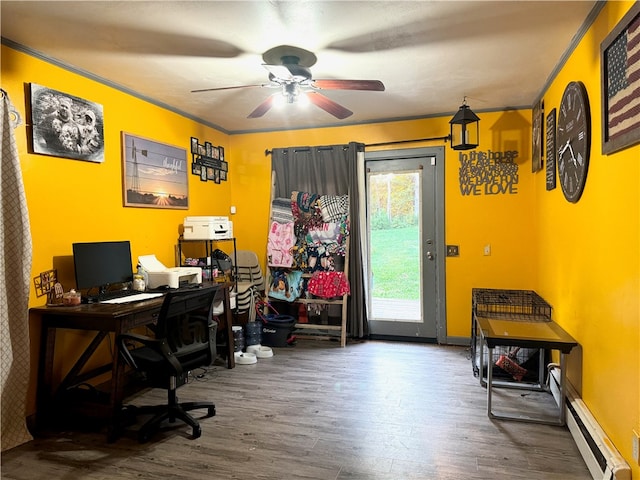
[472,288,551,322]
[471,288,552,380]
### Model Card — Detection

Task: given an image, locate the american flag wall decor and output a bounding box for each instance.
[601,3,640,155]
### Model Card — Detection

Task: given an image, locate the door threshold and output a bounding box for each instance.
[367,334,437,344]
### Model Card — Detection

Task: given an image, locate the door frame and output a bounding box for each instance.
[364,146,447,344]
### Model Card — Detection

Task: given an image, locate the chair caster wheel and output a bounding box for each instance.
[207,406,216,417]
[192,426,202,439]
[138,428,156,444]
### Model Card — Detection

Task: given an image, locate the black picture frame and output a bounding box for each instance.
[220,170,227,181]
[205,141,212,157]
[219,146,225,161]
[600,2,640,154]
[200,167,207,182]
[545,108,557,191]
[29,83,105,162]
[532,100,544,172]
[190,137,199,154]
[192,162,202,175]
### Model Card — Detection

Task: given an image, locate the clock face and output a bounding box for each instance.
[557,81,591,203]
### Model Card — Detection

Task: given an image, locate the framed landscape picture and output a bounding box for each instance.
[121,132,188,209]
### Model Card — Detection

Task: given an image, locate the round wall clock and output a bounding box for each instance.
[556,81,591,203]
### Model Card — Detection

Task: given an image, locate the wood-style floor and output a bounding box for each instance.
[1,340,591,480]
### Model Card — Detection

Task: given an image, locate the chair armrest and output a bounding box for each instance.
[117,333,183,376]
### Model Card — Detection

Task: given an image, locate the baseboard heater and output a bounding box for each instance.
[549,366,631,480]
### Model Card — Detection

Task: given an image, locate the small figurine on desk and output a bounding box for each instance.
[46,282,65,306]
[133,265,146,292]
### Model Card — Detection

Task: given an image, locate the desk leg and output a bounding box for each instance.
[223,287,235,369]
[559,352,568,426]
[36,322,56,429]
[487,346,494,418]
[478,334,486,387]
[107,342,126,442]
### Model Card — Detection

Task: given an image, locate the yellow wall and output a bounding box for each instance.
[2,0,638,473]
[2,46,233,411]
[228,113,538,341]
[534,1,639,472]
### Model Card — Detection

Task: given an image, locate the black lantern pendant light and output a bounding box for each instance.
[449,98,480,150]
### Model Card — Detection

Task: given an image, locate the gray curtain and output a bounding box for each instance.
[271,142,367,339]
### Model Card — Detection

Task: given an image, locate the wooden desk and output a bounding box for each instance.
[31,282,234,441]
[475,316,578,425]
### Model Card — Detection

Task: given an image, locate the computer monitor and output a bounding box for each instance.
[72,241,134,295]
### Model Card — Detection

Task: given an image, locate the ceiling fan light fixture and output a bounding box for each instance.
[298,92,311,107]
[282,83,301,104]
[200,45,384,119]
[449,98,480,150]
[273,94,287,109]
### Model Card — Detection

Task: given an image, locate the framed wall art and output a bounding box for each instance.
[30,83,104,162]
[545,108,557,191]
[189,136,228,183]
[121,132,188,209]
[531,99,544,172]
[600,2,640,154]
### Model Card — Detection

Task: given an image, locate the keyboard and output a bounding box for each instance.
[97,289,138,300]
[99,292,163,304]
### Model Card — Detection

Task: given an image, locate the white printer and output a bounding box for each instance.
[138,254,202,289]
[183,216,233,240]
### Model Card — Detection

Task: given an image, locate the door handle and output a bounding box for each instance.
[426,251,434,260]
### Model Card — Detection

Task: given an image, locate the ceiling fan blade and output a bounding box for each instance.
[192,84,266,93]
[307,92,353,119]
[312,79,385,91]
[247,95,276,118]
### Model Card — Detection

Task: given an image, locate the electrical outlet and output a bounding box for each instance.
[446,245,459,257]
[633,430,640,465]
[483,244,491,256]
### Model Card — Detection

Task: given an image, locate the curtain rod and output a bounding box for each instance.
[265,136,450,155]
[366,135,451,148]
[265,145,348,156]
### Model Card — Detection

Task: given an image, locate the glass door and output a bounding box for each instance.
[365,147,445,341]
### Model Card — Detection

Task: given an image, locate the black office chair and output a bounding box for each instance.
[118,287,218,443]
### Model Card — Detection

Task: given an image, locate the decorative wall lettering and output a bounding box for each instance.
[458,150,519,196]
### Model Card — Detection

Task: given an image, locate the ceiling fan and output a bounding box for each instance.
[192,45,385,120]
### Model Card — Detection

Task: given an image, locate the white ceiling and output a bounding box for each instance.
[1,1,599,134]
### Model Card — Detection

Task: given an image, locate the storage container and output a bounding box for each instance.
[261,315,295,347]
